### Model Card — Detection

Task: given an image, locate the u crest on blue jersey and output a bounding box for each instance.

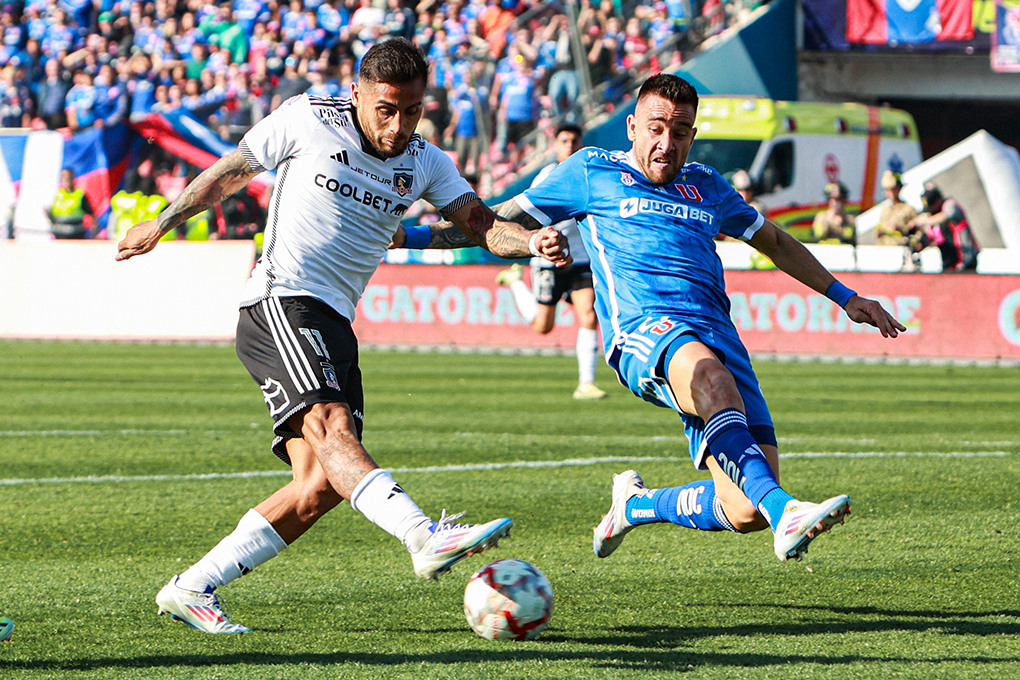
[675,184,703,201]
[620,172,635,186]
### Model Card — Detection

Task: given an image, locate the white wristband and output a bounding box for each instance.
[528,232,542,258]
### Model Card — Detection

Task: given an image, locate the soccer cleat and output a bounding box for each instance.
[156,576,250,634]
[495,263,524,286]
[0,617,13,641]
[593,469,645,558]
[573,383,607,400]
[773,495,851,562]
[412,511,513,581]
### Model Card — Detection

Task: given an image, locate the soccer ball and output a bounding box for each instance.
[463,559,554,641]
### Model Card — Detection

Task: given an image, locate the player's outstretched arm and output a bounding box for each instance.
[116,150,261,261]
[749,219,906,338]
[392,198,571,265]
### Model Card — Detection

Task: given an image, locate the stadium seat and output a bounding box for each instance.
[918,246,943,273]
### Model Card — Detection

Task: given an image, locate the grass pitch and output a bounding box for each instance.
[2,340,1020,679]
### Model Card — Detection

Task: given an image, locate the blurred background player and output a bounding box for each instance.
[495,123,607,400]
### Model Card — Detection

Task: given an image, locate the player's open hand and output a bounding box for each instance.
[844,295,907,338]
[115,220,164,261]
[388,225,406,249]
[535,226,573,268]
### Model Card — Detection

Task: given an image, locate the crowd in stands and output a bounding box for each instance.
[0,0,753,175]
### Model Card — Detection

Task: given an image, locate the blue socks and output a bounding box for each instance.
[705,408,793,530]
[625,480,737,532]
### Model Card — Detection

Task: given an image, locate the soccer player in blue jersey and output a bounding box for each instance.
[397,73,905,563]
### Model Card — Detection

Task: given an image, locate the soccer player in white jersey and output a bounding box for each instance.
[116,38,570,634]
[405,74,906,566]
[494,123,607,401]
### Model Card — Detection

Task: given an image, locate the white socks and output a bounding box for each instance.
[349,468,432,553]
[576,326,599,385]
[176,509,288,593]
[509,280,538,322]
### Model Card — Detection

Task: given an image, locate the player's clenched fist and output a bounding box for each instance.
[115,220,164,261]
[532,226,573,268]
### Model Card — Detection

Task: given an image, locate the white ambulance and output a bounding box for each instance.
[689,97,923,240]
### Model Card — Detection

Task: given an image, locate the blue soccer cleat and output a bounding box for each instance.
[1,617,13,641]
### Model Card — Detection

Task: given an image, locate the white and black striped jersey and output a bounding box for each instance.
[239,93,475,321]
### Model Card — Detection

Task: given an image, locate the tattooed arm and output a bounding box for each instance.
[389,197,569,263]
[116,150,261,261]
[442,197,570,264]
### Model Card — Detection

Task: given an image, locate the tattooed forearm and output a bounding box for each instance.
[156,150,259,233]
[493,199,544,231]
[484,219,532,258]
[428,222,478,248]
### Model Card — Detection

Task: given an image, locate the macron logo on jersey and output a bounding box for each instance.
[620,197,715,225]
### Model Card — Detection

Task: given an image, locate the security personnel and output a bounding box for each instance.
[48,168,94,239]
[111,190,145,242]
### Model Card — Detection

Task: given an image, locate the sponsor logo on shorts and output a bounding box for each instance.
[260,377,290,416]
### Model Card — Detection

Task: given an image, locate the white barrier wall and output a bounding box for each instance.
[0,241,256,340]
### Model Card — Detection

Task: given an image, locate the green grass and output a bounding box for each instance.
[2,340,1020,679]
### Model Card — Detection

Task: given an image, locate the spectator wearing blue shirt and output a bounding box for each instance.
[65,69,97,130]
[497,57,537,160]
[445,82,481,174]
[93,62,128,127]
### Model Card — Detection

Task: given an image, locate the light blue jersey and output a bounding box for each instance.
[515,147,772,467]
[517,147,763,355]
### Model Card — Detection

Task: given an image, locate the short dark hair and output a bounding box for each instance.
[359,37,429,86]
[555,122,583,138]
[637,74,699,111]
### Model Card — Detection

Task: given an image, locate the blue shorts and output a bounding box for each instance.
[607,315,776,470]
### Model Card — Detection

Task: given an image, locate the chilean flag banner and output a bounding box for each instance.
[847,0,974,44]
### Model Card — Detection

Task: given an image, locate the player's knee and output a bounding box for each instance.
[297,402,360,446]
[533,320,554,334]
[691,361,741,415]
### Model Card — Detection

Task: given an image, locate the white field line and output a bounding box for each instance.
[2,429,1017,449]
[0,451,1011,487]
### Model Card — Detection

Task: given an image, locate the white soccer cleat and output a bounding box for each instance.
[573,383,607,400]
[156,576,250,634]
[495,263,524,286]
[773,495,851,562]
[412,511,513,581]
[593,469,645,558]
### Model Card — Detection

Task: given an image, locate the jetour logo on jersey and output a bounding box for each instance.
[619,197,715,225]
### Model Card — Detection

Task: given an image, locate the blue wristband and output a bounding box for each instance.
[402,225,431,249]
[825,281,857,307]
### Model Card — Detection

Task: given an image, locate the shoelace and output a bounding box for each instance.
[432,509,468,533]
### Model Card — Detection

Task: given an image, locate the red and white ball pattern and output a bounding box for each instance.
[463,559,554,641]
